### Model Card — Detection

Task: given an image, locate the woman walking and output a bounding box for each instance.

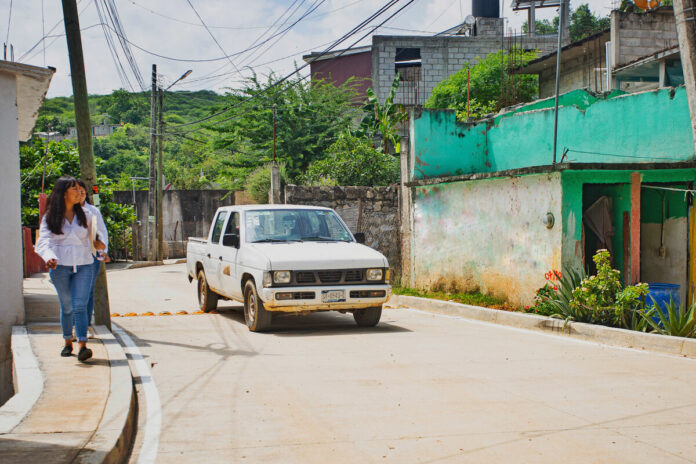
[35,176,103,361]
[77,180,108,327]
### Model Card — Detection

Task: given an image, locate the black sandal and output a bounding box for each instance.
[61,345,73,357]
[78,346,93,362]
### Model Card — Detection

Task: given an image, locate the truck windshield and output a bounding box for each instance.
[245,209,353,243]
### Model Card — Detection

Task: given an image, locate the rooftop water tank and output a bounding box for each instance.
[472,0,500,18]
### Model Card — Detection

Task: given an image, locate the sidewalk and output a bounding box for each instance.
[0,274,134,463]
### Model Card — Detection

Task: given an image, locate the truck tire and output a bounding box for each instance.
[244,281,272,332]
[197,270,218,312]
[353,307,382,327]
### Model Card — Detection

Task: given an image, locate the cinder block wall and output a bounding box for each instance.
[372,25,557,106]
[285,185,401,279]
[612,7,678,68]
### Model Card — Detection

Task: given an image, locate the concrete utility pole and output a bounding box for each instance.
[157,87,164,262]
[673,0,696,157]
[61,0,111,329]
[148,65,158,261]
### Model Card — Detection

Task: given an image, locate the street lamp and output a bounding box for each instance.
[165,69,192,91]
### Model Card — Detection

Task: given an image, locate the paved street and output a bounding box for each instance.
[109,264,696,464]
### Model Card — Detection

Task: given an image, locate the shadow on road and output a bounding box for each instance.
[215,306,412,337]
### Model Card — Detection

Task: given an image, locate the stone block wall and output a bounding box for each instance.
[285,185,401,277]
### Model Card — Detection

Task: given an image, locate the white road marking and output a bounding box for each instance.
[113,324,162,464]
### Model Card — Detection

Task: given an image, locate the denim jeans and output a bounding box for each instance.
[86,257,102,326]
[49,264,94,342]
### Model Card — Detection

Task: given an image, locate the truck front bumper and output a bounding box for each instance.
[260,284,391,312]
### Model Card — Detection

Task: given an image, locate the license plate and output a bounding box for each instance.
[321,289,345,303]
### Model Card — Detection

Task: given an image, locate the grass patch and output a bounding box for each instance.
[393,287,517,311]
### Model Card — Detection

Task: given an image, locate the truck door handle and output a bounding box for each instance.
[206,253,211,258]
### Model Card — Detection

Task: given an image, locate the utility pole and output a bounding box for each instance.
[61,0,111,329]
[673,0,696,157]
[157,87,164,262]
[148,64,158,262]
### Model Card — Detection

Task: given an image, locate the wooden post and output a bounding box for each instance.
[62,0,111,329]
[630,172,642,284]
[673,0,696,158]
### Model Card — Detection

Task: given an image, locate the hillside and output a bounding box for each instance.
[35,89,227,133]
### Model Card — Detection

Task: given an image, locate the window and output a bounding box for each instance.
[210,211,228,244]
[224,212,240,236]
[245,209,352,243]
[395,47,421,81]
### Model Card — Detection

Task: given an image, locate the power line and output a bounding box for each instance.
[565,148,680,161]
[94,1,135,91]
[184,0,243,76]
[168,0,413,134]
[101,0,146,90]
[5,0,13,46]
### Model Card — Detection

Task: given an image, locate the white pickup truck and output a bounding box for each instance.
[186,205,391,331]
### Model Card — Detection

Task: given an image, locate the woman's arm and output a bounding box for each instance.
[35,217,59,267]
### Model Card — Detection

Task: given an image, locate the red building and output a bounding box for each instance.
[303,45,372,104]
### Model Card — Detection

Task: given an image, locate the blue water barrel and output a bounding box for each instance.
[646,283,681,322]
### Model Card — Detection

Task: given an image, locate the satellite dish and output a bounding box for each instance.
[464,15,476,26]
[633,0,661,9]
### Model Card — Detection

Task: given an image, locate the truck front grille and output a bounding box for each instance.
[295,272,316,284]
[318,270,342,283]
[286,269,385,287]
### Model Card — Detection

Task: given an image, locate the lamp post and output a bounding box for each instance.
[155,69,192,261]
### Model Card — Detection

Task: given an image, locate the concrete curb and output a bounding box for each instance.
[387,295,696,359]
[74,326,136,464]
[0,326,44,434]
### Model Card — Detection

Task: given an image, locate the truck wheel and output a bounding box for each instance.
[353,307,382,327]
[244,281,272,332]
[197,270,218,312]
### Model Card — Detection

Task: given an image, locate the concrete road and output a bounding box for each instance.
[108,264,696,463]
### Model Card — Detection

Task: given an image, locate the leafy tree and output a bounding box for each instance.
[425,48,539,120]
[212,72,360,182]
[96,88,148,124]
[358,74,408,154]
[521,3,610,42]
[19,139,135,258]
[301,134,399,186]
[245,163,288,203]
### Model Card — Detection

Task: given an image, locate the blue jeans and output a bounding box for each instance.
[49,264,94,342]
[87,257,102,326]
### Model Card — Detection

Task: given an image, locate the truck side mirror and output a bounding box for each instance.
[354,232,366,244]
[222,233,240,248]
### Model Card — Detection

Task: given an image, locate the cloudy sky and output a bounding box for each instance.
[1,0,613,97]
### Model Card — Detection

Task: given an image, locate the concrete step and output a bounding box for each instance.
[23,273,59,324]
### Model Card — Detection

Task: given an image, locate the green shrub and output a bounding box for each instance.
[245,163,287,204]
[642,299,696,338]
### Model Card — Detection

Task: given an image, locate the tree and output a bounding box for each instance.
[212,72,361,182]
[358,74,408,154]
[425,48,539,120]
[301,134,400,186]
[521,3,610,42]
[96,88,148,125]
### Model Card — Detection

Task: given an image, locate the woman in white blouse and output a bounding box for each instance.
[35,176,105,362]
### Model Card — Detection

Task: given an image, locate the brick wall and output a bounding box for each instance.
[285,185,401,277]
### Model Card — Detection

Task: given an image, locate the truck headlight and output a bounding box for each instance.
[366,268,383,281]
[273,271,291,284]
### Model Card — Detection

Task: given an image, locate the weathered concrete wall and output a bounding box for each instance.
[0,71,23,404]
[113,190,237,259]
[285,185,401,277]
[611,7,678,69]
[372,29,557,106]
[411,173,563,306]
[411,87,694,180]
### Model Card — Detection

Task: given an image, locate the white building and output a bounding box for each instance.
[0,60,54,403]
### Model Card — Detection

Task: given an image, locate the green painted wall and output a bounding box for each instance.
[412,87,694,179]
[560,169,696,275]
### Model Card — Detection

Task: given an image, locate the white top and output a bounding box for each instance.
[35,208,98,271]
[83,203,109,254]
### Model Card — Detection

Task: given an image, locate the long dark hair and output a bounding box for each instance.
[45,176,87,234]
[76,179,91,205]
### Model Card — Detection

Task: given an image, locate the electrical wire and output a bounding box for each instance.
[5,0,13,46]
[168,0,413,134]
[20,0,92,62]
[95,1,135,91]
[565,148,681,162]
[102,0,146,90]
[41,0,45,66]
